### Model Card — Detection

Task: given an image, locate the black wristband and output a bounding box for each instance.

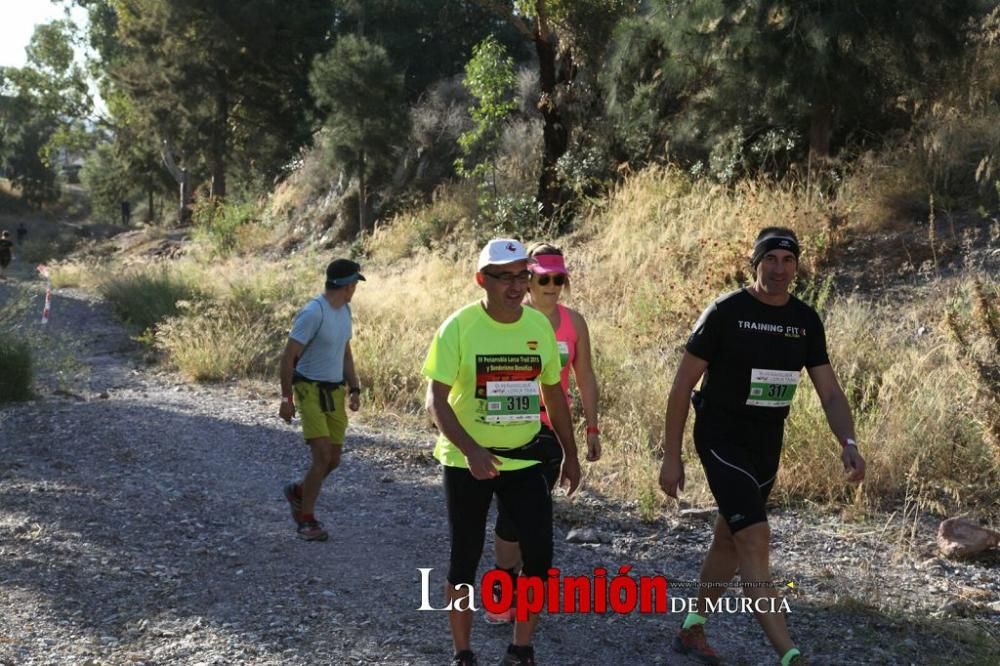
[349,386,361,395]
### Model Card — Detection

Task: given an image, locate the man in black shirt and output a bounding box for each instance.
[659,227,865,666]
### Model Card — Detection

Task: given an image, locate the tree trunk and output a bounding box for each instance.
[146,185,154,223]
[808,103,833,162]
[358,149,366,235]
[534,20,568,219]
[210,75,228,199]
[180,169,191,224]
[160,140,187,225]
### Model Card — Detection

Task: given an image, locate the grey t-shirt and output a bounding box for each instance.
[289,296,352,382]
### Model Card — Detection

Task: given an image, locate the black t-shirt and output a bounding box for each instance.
[686,288,829,422]
[0,239,12,261]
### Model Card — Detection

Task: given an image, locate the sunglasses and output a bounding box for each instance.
[533,273,567,286]
[483,270,532,284]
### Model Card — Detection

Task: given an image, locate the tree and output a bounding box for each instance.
[0,19,91,206]
[456,36,518,199]
[94,0,334,201]
[603,0,987,177]
[0,100,60,207]
[475,0,638,217]
[80,140,130,222]
[325,0,517,101]
[310,35,408,234]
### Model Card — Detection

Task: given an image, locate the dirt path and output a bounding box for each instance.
[1,271,999,665]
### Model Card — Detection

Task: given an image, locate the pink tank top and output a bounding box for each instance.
[541,304,578,428]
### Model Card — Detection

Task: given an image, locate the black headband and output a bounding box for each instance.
[751,236,800,267]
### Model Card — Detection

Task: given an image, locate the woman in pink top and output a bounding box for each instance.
[486,242,601,624]
[525,243,600,455]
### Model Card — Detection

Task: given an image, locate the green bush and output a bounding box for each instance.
[481,193,542,242]
[192,198,260,256]
[99,268,203,333]
[0,333,33,402]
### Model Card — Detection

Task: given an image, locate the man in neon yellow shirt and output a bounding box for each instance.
[423,238,581,666]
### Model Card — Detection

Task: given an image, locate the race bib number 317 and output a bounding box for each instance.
[746,368,800,407]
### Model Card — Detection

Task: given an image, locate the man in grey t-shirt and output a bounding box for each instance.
[278,259,364,541]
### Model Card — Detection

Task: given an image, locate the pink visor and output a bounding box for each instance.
[529,254,568,274]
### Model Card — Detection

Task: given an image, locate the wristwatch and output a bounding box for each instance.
[349,386,361,395]
[842,438,857,448]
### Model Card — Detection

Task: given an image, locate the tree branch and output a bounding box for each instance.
[473,0,534,40]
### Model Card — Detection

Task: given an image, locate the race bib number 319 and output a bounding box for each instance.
[486,381,540,422]
[476,354,542,423]
[746,368,800,407]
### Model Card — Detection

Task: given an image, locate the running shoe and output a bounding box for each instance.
[296,519,328,541]
[498,644,534,666]
[485,575,516,624]
[452,649,478,666]
[484,606,516,624]
[788,655,809,665]
[283,483,303,523]
[672,624,721,665]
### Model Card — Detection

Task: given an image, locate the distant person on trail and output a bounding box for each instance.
[485,242,602,625]
[423,238,581,666]
[0,231,13,280]
[121,200,131,225]
[658,227,866,666]
[16,223,27,245]
[279,258,364,542]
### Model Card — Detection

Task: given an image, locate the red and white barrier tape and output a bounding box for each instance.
[41,286,51,324]
[37,264,51,324]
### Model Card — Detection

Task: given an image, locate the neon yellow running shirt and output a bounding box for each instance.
[422,301,561,470]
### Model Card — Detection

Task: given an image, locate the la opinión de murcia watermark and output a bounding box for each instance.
[417,567,793,620]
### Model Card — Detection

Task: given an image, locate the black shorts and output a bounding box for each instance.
[693,403,784,533]
[444,462,553,586]
[494,425,562,542]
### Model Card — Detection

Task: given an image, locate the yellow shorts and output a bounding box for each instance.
[293,382,348,444]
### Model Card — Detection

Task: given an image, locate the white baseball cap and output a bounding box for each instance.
[477,238,528,271]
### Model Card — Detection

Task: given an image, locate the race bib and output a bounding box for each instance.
[476,354,542,423]
[557,341,570,368]
[486,380,540,422]
[746,368,800,407]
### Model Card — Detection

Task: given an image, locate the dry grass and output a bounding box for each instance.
[945,276,1000,465]
[366,181,480,264]
[150,255,316,380]
[351,251,479,414]
[546,167,840,516]
[61,162,1000,519]
[837,107,1000,231]
[99,266,204,334]
[346,165,1000,519]
[155,296,286,381]
[48,261,95,289]
[781,291,996,512]
[836,147,933,231]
